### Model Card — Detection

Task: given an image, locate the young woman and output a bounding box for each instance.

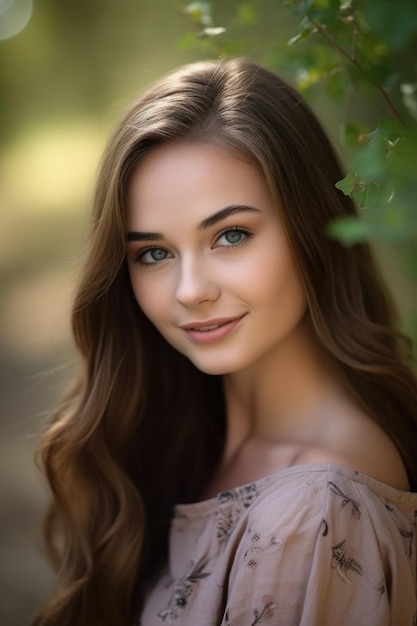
[35,58,417,626]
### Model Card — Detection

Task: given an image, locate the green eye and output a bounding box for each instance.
[225,230,243,244]
[150,249,168,261]
[217,228,250,247]
[138,247,171,265]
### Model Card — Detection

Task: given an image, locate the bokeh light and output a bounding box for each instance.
[0,0,32,40]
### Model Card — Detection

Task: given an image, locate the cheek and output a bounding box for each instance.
[129,274,166,323]
[237,244,305,306]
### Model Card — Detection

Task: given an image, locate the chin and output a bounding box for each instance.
[186,354,249,377]
[193,364,234,376]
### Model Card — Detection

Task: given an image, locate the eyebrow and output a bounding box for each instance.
[126,204,260,242]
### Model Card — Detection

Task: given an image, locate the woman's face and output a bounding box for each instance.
[126,141,307,376]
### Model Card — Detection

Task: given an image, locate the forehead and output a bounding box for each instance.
[125,141,275,229]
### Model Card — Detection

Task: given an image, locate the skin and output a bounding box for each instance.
[126,141,409,495]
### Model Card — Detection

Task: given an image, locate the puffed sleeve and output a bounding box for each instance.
[221,468,417,626]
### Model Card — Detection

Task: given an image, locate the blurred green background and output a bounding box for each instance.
[0,1,415,624]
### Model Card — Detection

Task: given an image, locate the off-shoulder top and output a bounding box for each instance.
[138,464,417,625]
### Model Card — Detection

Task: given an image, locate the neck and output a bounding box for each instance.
[220,317,349,465]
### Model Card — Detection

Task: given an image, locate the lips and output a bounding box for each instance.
[191,323,224,331]
[180,315,246,344]
[181,316,242,331]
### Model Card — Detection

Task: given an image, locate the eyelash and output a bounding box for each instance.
[134,245,172,266]
[133,226,253,266]
[216,226,252,248]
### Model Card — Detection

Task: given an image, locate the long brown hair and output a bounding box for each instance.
[34,58,417,626]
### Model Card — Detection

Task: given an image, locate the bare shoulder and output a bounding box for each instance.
[296,410,410,491]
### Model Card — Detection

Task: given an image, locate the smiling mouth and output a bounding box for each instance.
[191,323,226,332]
[181,315,246,343]
[182,316,243,331]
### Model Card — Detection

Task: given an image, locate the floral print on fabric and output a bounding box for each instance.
[158,556,211,621]
[331,540,363,583]
[224,594,277,625]
[383,501,416,558]
[218,482,258,508]
[243,531,282,571]
[138,466,417,626]
[216,508,241,545]
[157,484,261,622]
[328,481,361,519]
[217,483,259,545]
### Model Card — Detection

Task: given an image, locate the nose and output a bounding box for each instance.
[175,256,221,307]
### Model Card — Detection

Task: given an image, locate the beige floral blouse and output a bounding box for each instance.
[138,464,417,625]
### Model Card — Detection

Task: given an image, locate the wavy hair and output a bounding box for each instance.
[34,58,417,626]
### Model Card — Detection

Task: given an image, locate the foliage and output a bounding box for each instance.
[284,0,417,248]
[180,0,417,335]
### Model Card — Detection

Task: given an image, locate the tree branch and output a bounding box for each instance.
[303,6,406,125]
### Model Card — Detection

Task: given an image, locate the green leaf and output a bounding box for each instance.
[353,182,392,210]
[350,135,388,182]
[336,173,392,210]
[360,0,417,50]
[335,172,358,196]
[327,216,370,245]
[288,23,316,46]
